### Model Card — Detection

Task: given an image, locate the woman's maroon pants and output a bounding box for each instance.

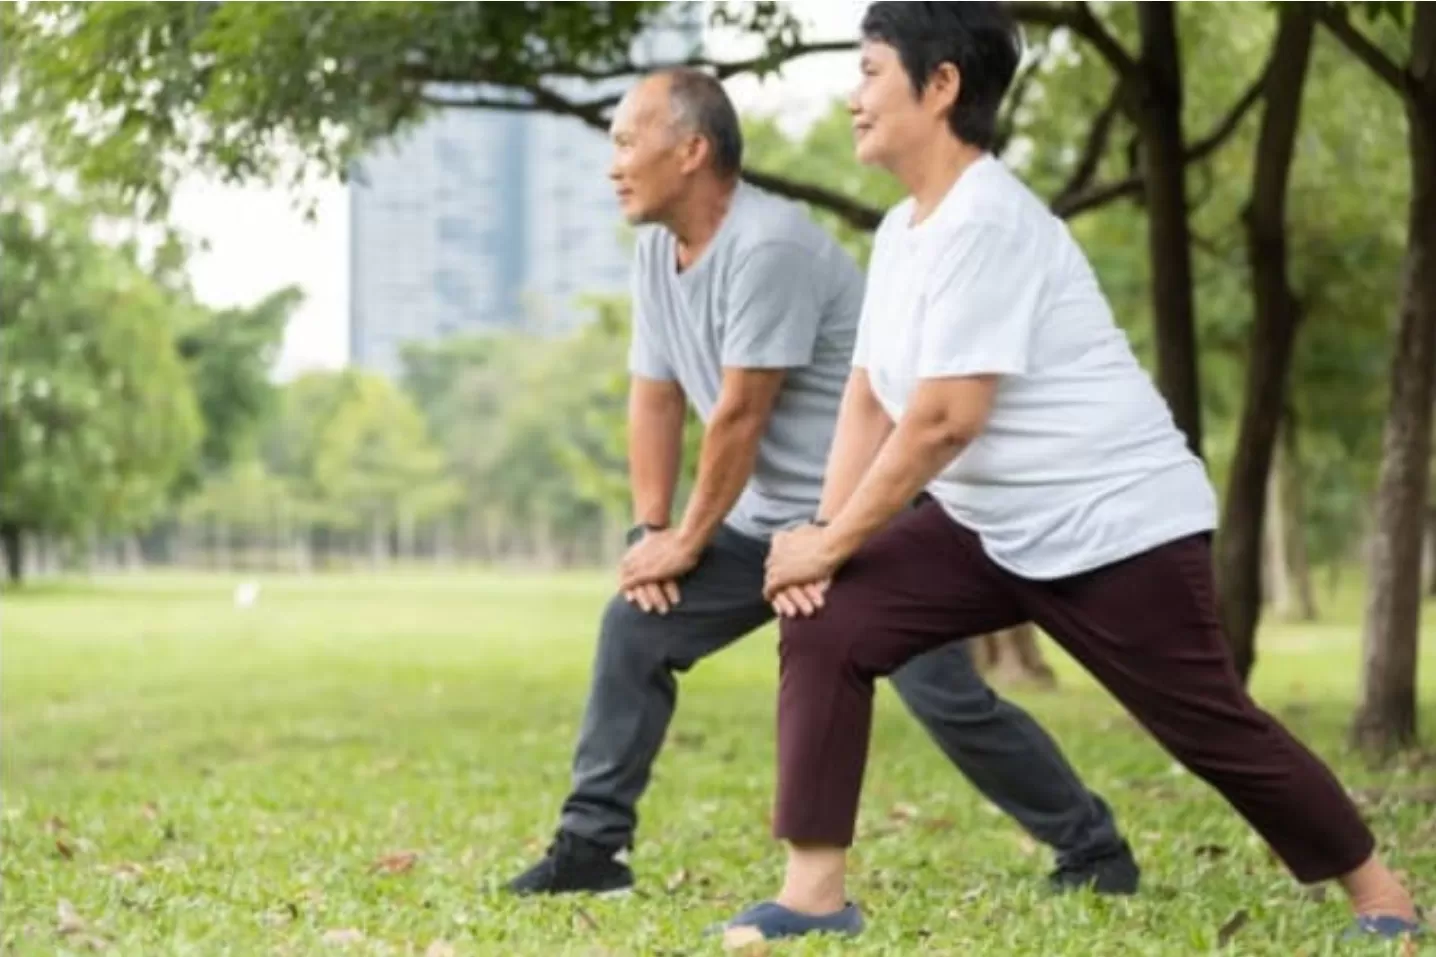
[775,500,1374,884]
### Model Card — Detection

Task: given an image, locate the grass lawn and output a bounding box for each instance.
[2,569,1434,956]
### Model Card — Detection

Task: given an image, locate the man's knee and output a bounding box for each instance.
[596,594,665,667]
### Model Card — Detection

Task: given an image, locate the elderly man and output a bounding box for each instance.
[504,67,1138,899]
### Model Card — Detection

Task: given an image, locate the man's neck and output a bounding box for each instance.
[665,178,739,271]
[895,137,987,227]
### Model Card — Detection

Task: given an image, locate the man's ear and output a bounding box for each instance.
[678,132,711,175]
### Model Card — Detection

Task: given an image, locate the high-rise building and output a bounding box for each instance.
[348,4,703,377]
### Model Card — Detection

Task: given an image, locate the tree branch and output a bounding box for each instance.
[1186,57,1269,161]
[1315,7,1409,98]
[1050,80,1125,210]
[1006,1,1138,79]
[995,43,1048,158]
[738,168,883,231]
[1053,58,1268,220]
[545,39,863,83]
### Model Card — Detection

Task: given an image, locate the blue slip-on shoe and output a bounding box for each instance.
[710,900,865,945]
[1342,914,1427,941]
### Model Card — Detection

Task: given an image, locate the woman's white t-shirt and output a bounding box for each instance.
[855,154,1218,580]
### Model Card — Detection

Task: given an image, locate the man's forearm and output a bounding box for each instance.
[674,406,765,551]
[629,382,685,527]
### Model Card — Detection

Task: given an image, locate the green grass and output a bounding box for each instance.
[2,569,1434,956]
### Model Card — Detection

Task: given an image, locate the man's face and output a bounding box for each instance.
[608,79,694,225]
[848,40,956,168]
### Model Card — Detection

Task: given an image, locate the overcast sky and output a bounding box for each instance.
[169,1,869,379]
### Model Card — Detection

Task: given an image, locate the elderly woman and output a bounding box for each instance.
[719,1,1424,946]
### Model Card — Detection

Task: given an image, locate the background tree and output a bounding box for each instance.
[1317,2,1436,754]
[0,177,203,581]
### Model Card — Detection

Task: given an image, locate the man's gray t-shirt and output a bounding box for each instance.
[628,183,863,540]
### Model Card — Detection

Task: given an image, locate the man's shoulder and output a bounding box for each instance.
[723,184,854,268]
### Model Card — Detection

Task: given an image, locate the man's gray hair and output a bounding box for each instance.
[662,68,743,177]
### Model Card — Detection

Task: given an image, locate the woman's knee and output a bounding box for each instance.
[778,607,865,672]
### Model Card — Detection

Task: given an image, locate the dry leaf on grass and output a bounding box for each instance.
[55,839,76,860]
[322,928,366,946]
[141,803,159,821]
[665,868,689,893]
[1216,909,1248,947]
[424,941,457,957]
[720,925,771,954]
[1016,835,1038,857]
[574,907,600,932]
[371,850,419,875]
[45,816,68,834]
[109,862,145,881]
[888,803,920,823]
[56,899,88,935]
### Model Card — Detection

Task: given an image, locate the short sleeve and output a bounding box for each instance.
[917,223,1041,378]
[627,255,675,381]
[720,242,822,369]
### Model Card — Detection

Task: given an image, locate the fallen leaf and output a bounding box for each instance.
[322,928,366,946]
[141,803,159,821]
[721,925,771,954]
[45,816,68,834]
[1194,844,1229,859]
[110,862,145,881]
[56,899,86,935]
[671,731,705,750]
[665,868,688,893]
[921,817,955,833]
[371,850,419,875]
[55,839,76,860]
[424,941,456,957]
[888,802,920,823]
[574,907,600,932]
[1216,909,1249,947]
[1016,835,1038,857]
[73,934,109,952]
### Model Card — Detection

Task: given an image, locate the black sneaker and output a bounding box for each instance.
[505,831,634,896]
[1047,841,1141,896]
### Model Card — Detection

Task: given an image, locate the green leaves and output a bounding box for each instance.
[0,183,203,545]
[4,2,673,214]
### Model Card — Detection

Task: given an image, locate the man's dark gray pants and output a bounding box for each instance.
[559,524,1124,869]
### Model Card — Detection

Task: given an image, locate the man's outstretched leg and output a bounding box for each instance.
[891,643,1137,893]
[506,527,772,895]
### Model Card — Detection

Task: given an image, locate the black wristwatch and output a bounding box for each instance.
[626,522,668,546]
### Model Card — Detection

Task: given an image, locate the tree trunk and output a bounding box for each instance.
[1352,17,1436,755]
[1267,418,1318,621]
[1134,4,1204,459]
[1,523,23,584]
[1215,8,1314,682]
[972,623,1058,690]
[1425,507,1436,598]
[369,518,387,568]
